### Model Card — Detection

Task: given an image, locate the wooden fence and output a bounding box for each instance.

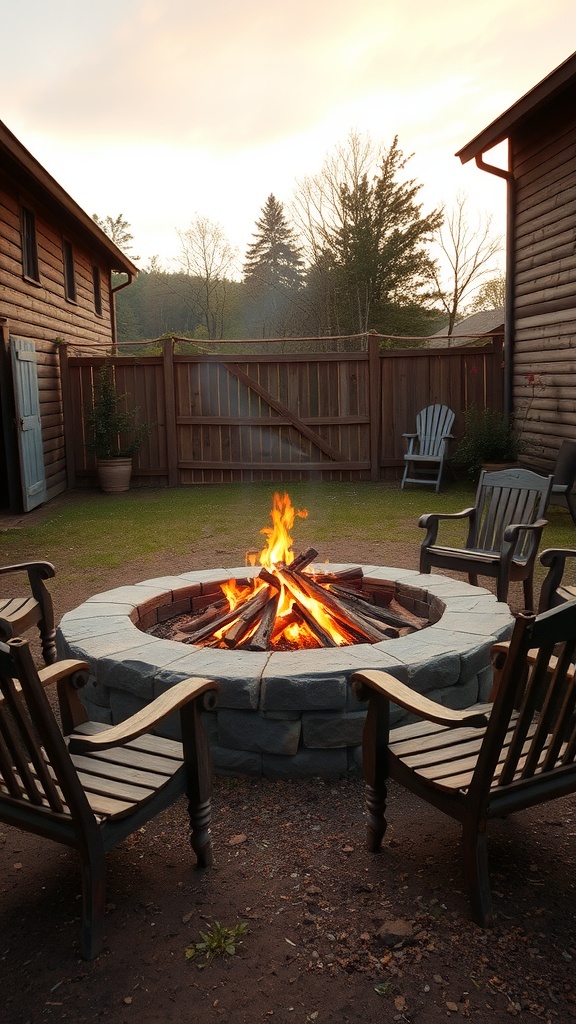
[59,335,505,487]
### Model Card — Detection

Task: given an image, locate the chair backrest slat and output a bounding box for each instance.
[0,642,86,817]
[470,604,576,799]
[0,673,65,811]
[416,405,454,458]
[473,470,552,555]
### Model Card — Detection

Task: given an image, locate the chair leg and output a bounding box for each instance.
[401,461,410,489]
[365,780,388,852]
[38,620,58,665]
[567,492,576,527]
[188,796,214,868]
[181,700,214,868]
[468,572,479,588]
[461,822,493,927]
[522,576,534,612]
[78,843,107,960]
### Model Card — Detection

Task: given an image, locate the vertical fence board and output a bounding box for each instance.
[62,340,503,486]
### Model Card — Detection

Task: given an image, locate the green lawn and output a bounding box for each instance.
[1,480,574,601]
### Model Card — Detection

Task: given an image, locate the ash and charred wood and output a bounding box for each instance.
[179,600,228,633]
[291,604,339,648]
[309,566,364,587]
[185,585,265,644]
[290,548,319,571]
[221,586,276,648]
[327,586,423,630]
[329,586,427,630]
[247,592,280,651]
[388,599,429,630]
[257,568,282,590]
[277,566,389,644]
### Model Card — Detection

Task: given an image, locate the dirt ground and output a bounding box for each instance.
[1,535,576,1024]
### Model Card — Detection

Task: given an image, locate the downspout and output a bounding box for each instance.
[474,144,515,418]
[110,272,134,353]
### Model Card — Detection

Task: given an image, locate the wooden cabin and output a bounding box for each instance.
[0,120,138,512]
[457,51,576,471]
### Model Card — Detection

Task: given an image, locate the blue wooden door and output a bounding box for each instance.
[10,337,46,511]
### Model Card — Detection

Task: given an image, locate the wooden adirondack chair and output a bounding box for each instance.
[351,598,576,926]
[401,404,455,492]
[0,560,57,664]
[538,547,576,611]
[0,636,217,959]
[419,468,553,607]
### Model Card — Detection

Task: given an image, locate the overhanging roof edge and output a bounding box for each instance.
[456,51,576,164]
[0,119,138,276]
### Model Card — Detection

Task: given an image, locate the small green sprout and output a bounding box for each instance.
[185,920,248,963]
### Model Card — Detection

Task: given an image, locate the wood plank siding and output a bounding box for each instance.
[457,52,576,476]
[0,119,136,510]
[512,81,576,469]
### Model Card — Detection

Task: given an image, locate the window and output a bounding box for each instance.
[92,264,103,316]
[21,205,39,282]
[62,239,77,302]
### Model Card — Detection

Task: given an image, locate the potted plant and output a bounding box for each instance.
[453,406,521,481]
[85,361,150,493]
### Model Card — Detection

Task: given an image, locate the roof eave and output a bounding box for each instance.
[456,51,576,164]
[0,119,138,277]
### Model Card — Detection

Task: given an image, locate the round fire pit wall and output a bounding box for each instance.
[56,564,514,779]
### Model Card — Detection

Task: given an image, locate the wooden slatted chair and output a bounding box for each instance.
[0,636,217,959]
[419,468,553,607]
[351,599,576,926]
[0,560,57,664]
[538,547,576,612]
[401,404,455,492]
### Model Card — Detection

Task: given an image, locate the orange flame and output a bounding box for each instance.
[259,491,308,569]
[218,491,351,649]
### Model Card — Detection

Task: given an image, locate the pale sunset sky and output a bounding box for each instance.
[3,1,576,274]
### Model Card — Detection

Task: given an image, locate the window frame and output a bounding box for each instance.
[20,204,40,283]
[62,237,77,303]
[92,263,103,316]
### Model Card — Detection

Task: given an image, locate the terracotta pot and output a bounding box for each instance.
[96,458,133,493]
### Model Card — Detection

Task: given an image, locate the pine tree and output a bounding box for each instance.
[243,196,304,337]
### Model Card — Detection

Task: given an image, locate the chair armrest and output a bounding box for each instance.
[351,669,489,728]
[38,660,90,688]
[538,547,576,612]
[501,520,548,570]
[402,432,417,439]
[503,519,548,544]
[0,560,55,580]
[419,507,475,547]
[67,676,219,753]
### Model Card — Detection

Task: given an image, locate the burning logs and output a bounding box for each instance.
[170,557,431,652]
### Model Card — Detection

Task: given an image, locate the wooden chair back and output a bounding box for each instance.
[415,404,455,457]
[473,601,576,804]
[470,468,552,562]
[0,560,57,664]
[0,639,92,830]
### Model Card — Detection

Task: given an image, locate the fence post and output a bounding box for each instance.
[163,337,179,486]
[58,343,77,489]
[367,333,381,481]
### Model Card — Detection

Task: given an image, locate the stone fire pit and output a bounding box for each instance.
[56,564,514,779]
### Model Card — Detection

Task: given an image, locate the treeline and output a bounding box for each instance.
[110,134,501,348]
[114,266,446,346]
